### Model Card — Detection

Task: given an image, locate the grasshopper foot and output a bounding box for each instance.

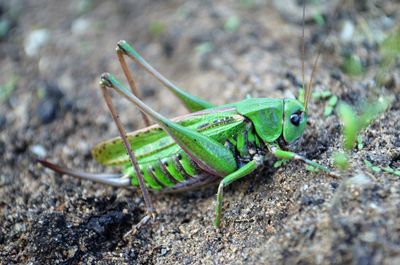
[123,212,156,238]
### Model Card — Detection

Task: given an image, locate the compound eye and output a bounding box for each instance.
[290,113,301,126]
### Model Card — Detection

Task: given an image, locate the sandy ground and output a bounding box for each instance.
[1,0,399,264]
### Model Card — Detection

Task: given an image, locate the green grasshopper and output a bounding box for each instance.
[39,9,338,231]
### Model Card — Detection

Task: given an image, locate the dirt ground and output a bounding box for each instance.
[1,0,399,264]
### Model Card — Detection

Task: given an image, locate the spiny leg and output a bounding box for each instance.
[100,83,156,234]
[269,145,340,178]
[215,160,259,227]
[117,40,214,112]
[100,73,237,177]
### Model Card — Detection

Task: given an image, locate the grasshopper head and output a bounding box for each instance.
[282,99,307,144]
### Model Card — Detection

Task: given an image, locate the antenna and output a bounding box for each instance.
[304,53,320,110]
[302,0,344,111]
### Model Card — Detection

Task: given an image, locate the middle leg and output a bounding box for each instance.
[215,160,259,227]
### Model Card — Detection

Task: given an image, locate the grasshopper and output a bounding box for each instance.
[39,6,338,231]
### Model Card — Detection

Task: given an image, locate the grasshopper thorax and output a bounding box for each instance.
[235,98,306,147]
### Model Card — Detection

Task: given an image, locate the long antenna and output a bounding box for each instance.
[304,52,320,110]
[303,0,344,111]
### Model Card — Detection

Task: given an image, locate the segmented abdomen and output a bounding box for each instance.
[122,151,200,190]
[122,121,264,190]
[103,109,251,190]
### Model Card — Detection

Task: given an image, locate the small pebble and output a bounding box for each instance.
[14,223,26,233]
[160,248,168,256]
[30,144,47,158]
[67,246,78,258]
[162,38,174,58]
[24,29,50,57]
[346,173,371,186]
[340,20,354,43]
[71,18,91,36]
[77,140,90,155]
[331,182,339,189]
[37,99,59,124]
[36,84,64,124]
[0,175,7,186]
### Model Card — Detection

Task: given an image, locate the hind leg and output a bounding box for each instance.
[117,40,214,113]
[100,81,156,234]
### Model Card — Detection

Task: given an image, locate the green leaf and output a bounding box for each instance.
[149,21,166,37]
[323,95,338,116]
[312,90,332,100]
[364,160,373,168]
[195,42,214,56]
[239,0,257,9]
[224,16,240,33]
[305,164,319,172]
[78,0,94,14]
[372,166,381,172]
[0,75,18,103]
[382,167,400,177]
[364,160,381,172]
[358,97,390,129]
[383,166,394,173]
[333,152,349,171]
[337,102,358,151]
[341,54,364,76]
[313,13,325,27]
[273,160,283,168]
[273,159,289,168]
[324,106,334,116]
[380,30,400,59]
[328,95,338,107]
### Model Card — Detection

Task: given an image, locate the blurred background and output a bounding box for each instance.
[1,0,399,263]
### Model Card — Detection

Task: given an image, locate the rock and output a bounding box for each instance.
[24,29,50,57]
[30,145,47,158]
[36,98,58,124]
[71,18,91,36]
[346,173,371,186]
[161,248,168,256]
[36,84,64,124]
[340,20,355,43]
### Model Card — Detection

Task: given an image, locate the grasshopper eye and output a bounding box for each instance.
[290,113,301,126]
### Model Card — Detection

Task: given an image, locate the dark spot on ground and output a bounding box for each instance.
[36,83,64,124]
[28,199,141,263]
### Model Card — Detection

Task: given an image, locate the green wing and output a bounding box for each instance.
[92,106,245,166]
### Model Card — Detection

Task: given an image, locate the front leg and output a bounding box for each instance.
[269,145,340,178]
[215,160,259,227]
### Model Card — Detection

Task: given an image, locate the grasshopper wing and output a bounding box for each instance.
[92,106,244,167]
